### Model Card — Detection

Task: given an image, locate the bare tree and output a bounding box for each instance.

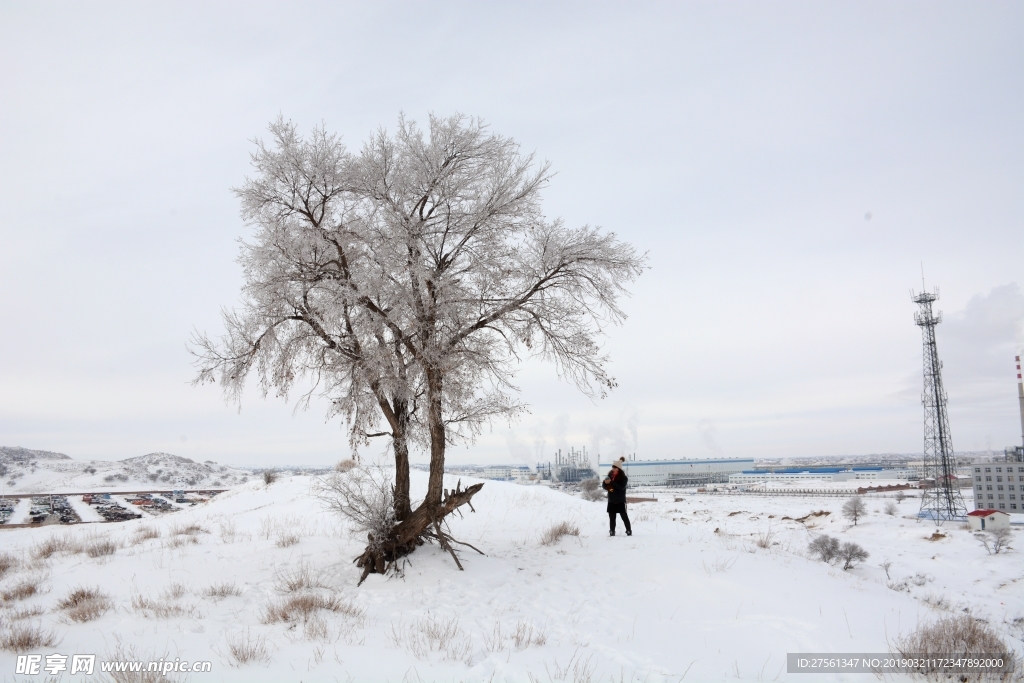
[884,501,898,516]
[976,527,1012,555]
[842,496,867,526]
[880,559,892,579]
[838,542,869,570]
[808,534,840,563]
[894,490,907,503]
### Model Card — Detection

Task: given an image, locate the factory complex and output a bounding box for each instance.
[728,466,913,484]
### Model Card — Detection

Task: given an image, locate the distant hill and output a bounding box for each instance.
[0,446,72,463]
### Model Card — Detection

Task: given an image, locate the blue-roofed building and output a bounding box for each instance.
[729,467,912,484]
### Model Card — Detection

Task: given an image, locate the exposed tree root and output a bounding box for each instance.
[353,480,484,585]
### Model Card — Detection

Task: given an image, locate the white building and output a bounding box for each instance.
[597,458,754,486]
[482,465,532,481]
[970,461,1024,512]
[967,509,1011,532]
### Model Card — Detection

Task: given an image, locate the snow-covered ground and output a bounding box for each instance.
[1,469,1021,682]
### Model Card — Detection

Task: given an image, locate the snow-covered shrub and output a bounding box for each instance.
[262,469,278,485]
[894,614,1018,681]
[838,542,868,570]
[540,521,580,546]
[335,458,357,473]
[885,501,898,516]
[808,534,840,563]
[581,487,604,502]
[314,466,395,554]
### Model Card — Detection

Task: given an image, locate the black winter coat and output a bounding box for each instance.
[605,467,628,506]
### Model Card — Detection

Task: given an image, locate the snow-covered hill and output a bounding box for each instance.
[0,447,251,493]
[0,470,1021,682]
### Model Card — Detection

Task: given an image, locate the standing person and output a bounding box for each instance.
[603,457,632,536]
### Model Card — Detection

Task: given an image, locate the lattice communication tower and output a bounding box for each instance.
[913,288,967,523]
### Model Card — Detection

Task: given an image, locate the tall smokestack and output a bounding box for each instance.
[1017,355,1024,448]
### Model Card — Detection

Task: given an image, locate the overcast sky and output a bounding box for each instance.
[1,2,1022,467]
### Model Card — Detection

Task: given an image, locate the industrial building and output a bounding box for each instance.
[729,467,912,485]
[597,457,754,486]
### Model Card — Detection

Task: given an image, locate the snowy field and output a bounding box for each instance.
[1,469,1022,682]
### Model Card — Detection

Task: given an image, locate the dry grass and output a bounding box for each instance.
[755,529,776,549]
[162,583,188,600]
[203,582,242,599]
[894,614,1019,680]
[32,534,80,560]
[218,519,238,543]
[0,622,60,651]
[131,526,161,545]
[227,629,270,665]
[922,593,953,612]
[276,533,300,548]
[540,521,580,546]
[303,615,330,640]
[171,522,208,536]
[104,642,181,683]
[484,619,548,652]
[261,593,364,624]
[85,538,119,558]
[701,557,737,576]
[1,578,43,602]
[0,552,17,578]
[335,458,357,473]
[131,594,200,619]
[57,586,113,622]
[3,605,44,620]
[387,613,473,664]
[164,535,199,549]
[274,562,330,593]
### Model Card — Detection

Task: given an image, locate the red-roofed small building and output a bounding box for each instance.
[967,509,1010,532]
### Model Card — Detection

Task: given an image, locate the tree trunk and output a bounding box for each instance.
[392,423,412,522]
[353,479,484,585]
[424,366,446,508]
[375,392,413,522]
